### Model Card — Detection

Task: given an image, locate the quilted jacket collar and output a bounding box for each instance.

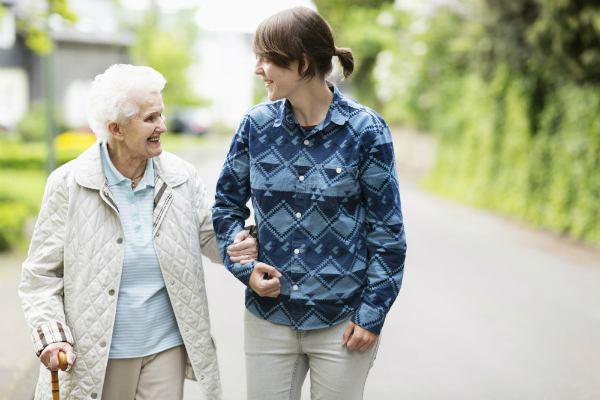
[74,140,106,190]
[75,140,188,190]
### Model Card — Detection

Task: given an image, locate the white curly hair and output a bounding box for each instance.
[87,64,167,141]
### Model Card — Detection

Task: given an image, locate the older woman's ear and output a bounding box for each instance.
[107,121,124,141]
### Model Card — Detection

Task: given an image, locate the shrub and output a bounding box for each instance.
[0,202,29,251]
[16,101,47,142]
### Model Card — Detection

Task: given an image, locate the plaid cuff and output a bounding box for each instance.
[185,356,197,381]
[31,322,74,357]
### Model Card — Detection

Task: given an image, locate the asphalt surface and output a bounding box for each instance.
[2,131,599,400]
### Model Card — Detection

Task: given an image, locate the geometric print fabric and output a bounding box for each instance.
[213,84,406,335]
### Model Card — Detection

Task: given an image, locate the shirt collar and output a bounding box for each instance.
[100,141,155,189]
[273,81,350,130]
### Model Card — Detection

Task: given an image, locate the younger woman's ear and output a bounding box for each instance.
[301,53,310,74]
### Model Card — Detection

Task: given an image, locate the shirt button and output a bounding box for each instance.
[336,168,342,173]
[116,238,123,244]
[108,289,115,296]
[296,212,301,218]
[293,285,299,291]
[304,140,309,145]
[294,249,300,254]
[136,227,140,232]
[299,176,305,182]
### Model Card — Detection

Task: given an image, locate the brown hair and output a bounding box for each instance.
[253,7,354,80]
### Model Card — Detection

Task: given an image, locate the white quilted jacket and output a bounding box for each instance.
[19,141,223,399]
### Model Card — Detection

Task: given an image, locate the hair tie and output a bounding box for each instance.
[334,46,339,56]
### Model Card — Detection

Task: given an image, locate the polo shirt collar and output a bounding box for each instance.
[101,141,155,189]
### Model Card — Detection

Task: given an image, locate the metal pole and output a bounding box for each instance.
[44,38,56,175]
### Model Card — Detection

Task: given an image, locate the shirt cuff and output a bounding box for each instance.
[31,321,74,357]
[351,302,386,335]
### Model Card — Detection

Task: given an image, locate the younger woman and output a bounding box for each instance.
[213,7,407,400]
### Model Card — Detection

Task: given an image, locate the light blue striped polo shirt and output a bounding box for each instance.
[101,141,182,359]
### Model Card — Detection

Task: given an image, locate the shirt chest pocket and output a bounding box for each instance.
[317,161,360,199]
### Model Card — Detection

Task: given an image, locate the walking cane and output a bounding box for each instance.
[51,350,68,400]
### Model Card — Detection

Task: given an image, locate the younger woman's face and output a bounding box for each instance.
[254,57,302,102]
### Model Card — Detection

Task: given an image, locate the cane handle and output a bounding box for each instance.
[58,350,68,371]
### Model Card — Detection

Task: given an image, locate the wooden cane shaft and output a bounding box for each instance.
[51,350,68,400]
[51,370,60,400]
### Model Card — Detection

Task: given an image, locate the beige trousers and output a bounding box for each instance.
[101,345,186,400]
[244,310,380,400]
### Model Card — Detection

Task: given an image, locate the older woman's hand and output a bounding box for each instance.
[40,342,75,371]
[228,230,258,264]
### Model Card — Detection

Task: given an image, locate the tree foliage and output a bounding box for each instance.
[7,0,77,54]
[385,0,600,247]
[313,0,397,108]
[130,8,204,107]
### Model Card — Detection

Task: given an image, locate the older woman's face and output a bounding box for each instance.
[120,92,166,160]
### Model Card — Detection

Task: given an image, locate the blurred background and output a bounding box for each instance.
[1,0,599,399]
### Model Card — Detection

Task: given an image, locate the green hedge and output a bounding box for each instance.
[0,140,84,170]
[423,66,600,246]
[0,202,30,251]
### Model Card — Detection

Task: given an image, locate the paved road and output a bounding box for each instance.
[2,132,599,399]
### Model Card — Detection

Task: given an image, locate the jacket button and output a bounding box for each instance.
[170,280,175,285]
[108,289,115,296]
[116,238,123,244]
[100,341,106,348]
[184,327,189,332]
[91,394,97,399]
[200,375,204,381]
[155,232,160,237]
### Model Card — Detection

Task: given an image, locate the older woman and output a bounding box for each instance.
[19,64,256,400]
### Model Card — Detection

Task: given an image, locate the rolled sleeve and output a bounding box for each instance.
[31,321,74,357]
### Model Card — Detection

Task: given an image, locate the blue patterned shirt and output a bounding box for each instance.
[212,85,406,335]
